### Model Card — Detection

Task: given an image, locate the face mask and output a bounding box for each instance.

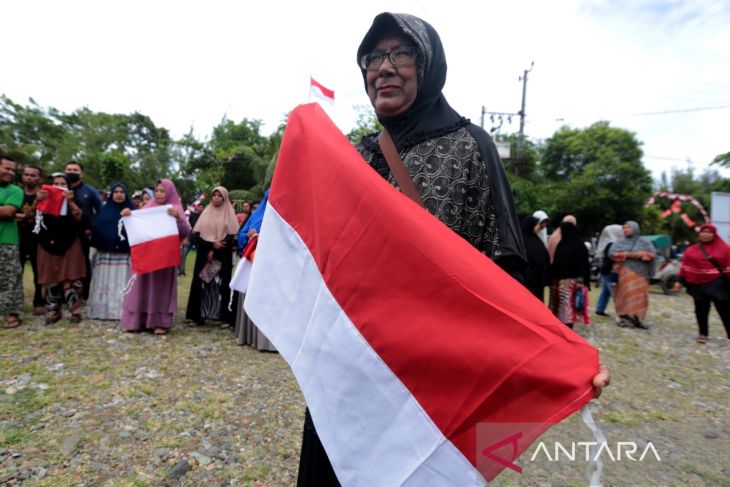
[65,172,80,184]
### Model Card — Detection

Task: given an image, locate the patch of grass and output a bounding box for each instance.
[189,391,231,420]
[0,426,26,447]
[155,439,184,449]
[601,410,678,425]
[0,387,50,425]
[681,463,730,487]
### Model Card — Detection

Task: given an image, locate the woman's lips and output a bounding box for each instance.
[378,85,398,94]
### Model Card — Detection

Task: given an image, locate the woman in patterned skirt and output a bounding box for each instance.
[609,221,656,329]
[549,220,591,328]
[87,182,135,320]
[186,186,239,327]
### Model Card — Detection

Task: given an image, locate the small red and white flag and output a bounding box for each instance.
[37,184,68,216]
[309,77,335,104]
[121,205,181,274]
[33,184,69,234]
[244,104,600,485]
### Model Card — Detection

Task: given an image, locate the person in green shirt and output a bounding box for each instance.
[0,155,24,328]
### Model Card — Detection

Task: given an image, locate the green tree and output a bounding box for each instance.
[712,151,730,168]
[346,105,381,144]
[496,133,540,180]
[1,95,173,190]
[541,121,651,234]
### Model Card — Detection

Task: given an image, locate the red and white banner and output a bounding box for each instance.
[244,104,599,485]
[309,77,335,104]
[121,205,181,274]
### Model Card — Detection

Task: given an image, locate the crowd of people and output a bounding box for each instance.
[8,9,727,484]
[0,156,276,350]
[521,211,730,342]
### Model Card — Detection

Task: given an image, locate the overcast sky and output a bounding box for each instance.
[4,0,729,179]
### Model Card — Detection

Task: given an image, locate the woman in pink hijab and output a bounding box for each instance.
[120,179,191,335]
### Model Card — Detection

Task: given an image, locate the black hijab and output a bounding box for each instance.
[521,216,551,287]
[551,222,591,283]
[357,12,526,276]
[356,12,468,150]
[90,182,135,252]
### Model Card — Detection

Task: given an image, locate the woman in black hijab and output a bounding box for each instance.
[297,12,529,486]
[521,215,552,302]
[298,12,610,486]
[354,13,525,272]
[549,221,592,328]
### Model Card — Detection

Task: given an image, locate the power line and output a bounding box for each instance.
[539,103,730,125]
[621,104,730,117]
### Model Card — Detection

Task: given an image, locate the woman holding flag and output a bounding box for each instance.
[120,179,190,335]
[36,173,86,324]
[292,12,612,485]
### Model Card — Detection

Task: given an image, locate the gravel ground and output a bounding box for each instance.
[1,263,729,486]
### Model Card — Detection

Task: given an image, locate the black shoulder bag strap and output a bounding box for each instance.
[378,130,425,208]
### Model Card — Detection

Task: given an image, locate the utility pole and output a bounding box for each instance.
[517,61,534,166]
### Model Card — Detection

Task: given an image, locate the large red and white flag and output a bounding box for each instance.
[309,77,334,104]
[121,205,181,274]
[245,104,599,485]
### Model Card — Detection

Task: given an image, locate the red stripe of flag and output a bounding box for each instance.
[129,234,181,274]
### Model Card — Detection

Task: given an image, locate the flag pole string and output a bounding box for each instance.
[580,405,606,486]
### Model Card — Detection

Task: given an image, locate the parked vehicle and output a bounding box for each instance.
[645,235,681,295]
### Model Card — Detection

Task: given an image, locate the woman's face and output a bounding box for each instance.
[154,184,166,204]
[142,192,151,204]
[211,190,224,207]
[242,202,251,214]
[366,34,418,118]
[623,224,634,237]
[698,228,715,243]
[52,176,67,188]
[112,187,126,203]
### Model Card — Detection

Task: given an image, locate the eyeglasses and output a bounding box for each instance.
[359,46,418,71]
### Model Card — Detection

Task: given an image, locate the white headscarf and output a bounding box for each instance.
[596,224,624,256]
[532,210,549,246]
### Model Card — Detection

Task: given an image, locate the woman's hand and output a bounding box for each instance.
[121,208,132,217]
[64,190,75,201]
[246,229,257,239]
[673,281,682,293]
[213,241,224,250]
[592,363,611,399]
[612,252,627,262]
[37,189,49,202]
[167,207,181,221]
[207,249,214,263]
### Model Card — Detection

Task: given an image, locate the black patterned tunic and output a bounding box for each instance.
[358,127,501,259]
